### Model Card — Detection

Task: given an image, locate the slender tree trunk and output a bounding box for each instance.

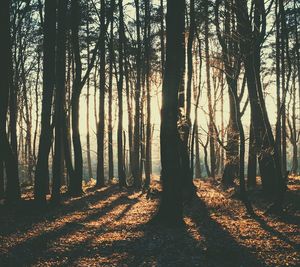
[204,0,216,179]
[118,0,126,187]
[195,125,201,178]
[108,4,114,181]
[288,72,298,175]
[33,54,41,166]
[144,0,151,189]
[96,0,106,188]
[133,0,142,188]
[86,5,93,179]
[0,161,4,198]
[160,0,165,76]
[69,0,84,195]
[247,122,257,188]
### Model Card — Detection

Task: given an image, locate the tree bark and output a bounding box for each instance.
[0,0,20,202]
[118,0,126,187]
[133,0,142,188]
[236,0,285,209]
[34,0,56,203]
[96,0,106,188]
[153,0,185,225]
[144,0,151,189]
[247,122,257,188]
[52,0,68,203]
[204,0,216,179]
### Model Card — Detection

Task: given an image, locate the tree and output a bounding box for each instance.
[236,0,285,209]
[133,0,142,188]
[34,0,56,203]
[117,0,126,187]
[144,0,152,189]
[108,0,115,182]
[0,0,20,203]
[96,0,106,188]
[215,0,240,186]
[204,0,216,179]
[153,0,186,225]
[52,0,68,203]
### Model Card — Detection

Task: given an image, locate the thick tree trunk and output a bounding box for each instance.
[52,0,68,203]
[236,0,285,209]
[34,0,56,203]
[0,0,20,202]
[153,0,185,225]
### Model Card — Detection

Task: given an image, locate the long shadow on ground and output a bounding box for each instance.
[0,186,297,266]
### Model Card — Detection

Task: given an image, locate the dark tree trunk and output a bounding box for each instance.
[70,0,83,196]
[204,0,216,179]
[144,0,151,189]
[247,122,257,188]
[221,81,239,186]
[0,161,4,198]
[153,0,185,225]
[118,0,126,187]
[289,73,298,175]
[34,0,56,203]
[96,0,106,188]
[133,0,142,188]
[52,0,68,203]
[0,0,20,203]
[160,0,165,76]
[215,0,240,186]
[236,0,285,209]
[86,5,93,180]
[108,2,115,181]
[182,0,197,197]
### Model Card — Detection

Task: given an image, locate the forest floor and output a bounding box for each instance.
[0,177,300,267]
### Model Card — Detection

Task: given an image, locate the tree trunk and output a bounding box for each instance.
[0,0,20,203]
[204,0,216,179]
[108,3,114,181]
[236,0,285,209]
[86,5,93,180]
[144,0,151,189]
[0,161,4,198]
[118,0,126,187]
[52,0,68,203]
[133,0,142,188]
[34,0,56,203]
[96,0,106,188]
[247,122,257,188]
[69,0,83,196]
[153,0,185,225]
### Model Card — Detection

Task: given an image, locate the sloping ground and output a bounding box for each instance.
[0,179,299,267]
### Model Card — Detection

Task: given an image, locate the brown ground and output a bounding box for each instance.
[0,178,299,267]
